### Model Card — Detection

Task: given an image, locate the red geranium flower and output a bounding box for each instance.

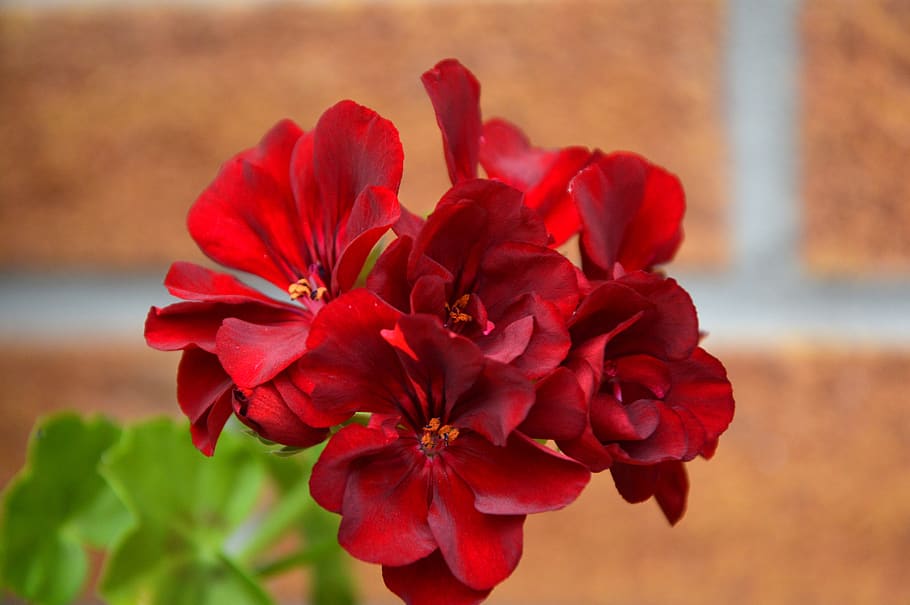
[296,290,590,599]
[367,178,580,380]
[145,101,404,454]
[558,270,734,523]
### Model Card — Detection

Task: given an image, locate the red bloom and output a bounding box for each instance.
[145,101,404,454]
[298,291,590,598]
[559,271,734,523]
[367,179,580,380]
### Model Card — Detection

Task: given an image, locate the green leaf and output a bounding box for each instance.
[0,413,131,605]
[99,418,271,605]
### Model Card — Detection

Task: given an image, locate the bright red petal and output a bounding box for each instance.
[215,317,311,388]
[422,59,482,185]
[188,120,311,288]
[332,185,401,294]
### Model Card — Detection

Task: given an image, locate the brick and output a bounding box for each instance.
[0,1,727,271]
[2,344,909,603]
[802,0,910,274]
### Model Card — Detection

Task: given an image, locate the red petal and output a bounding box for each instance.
[296,101,403,271]
[654,460,689,525]
[338,436,437,566]
[309,423,396,513]
[422,59,482,185]
[380,315,485,426]
[590,395,660,442]
[332,185,401,294]
[232,379,328,448]
[520,367,588,441]
[176,348,234,456]
[448,432,590,515]
[666,347,735,443]
[163,262,287,306]
[188,120,311,288]
[383,550,491,605]
[216,317,311,388]
[365,235,415,312]
[294,290,404,425]
[428,460,525,590]
[448,360,535,447]
[574,153,684,279]
[480,119,590,245]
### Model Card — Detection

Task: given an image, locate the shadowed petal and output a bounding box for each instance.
[176,348,234,456]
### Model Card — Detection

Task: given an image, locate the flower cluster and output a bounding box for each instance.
[146,59,734,605]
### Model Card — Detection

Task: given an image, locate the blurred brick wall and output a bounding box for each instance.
[2,1,910,604]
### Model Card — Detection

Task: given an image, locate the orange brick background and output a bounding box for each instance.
[2,1,910,604]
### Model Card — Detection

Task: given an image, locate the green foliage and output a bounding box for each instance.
[0,414,131,605]
[99,418,271,605]
[1,414,356,605]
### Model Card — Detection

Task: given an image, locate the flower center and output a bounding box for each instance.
[419,417,460,455]
[444,294,472,327]
[288,277,327,302]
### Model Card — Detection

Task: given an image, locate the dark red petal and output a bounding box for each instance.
[448,360,535,447]
[332,185,401,295]
[232,379,328,448]
[590,395,660,443]
[557,423,615,473]
[309,424,397,513]
[609,461,658,503]
[294,290,404,425]
[611,461,689,525]
[616,403,689,463]
[654,460,689,525]
[188,121,310,288]
[380,315,485,425]
[476,241,579,320]
[422,59,482,185]
[383,550,491,605]
[394,206,427,240]
[571,274,698,361]
[216,317,311,388]
[365,235,414,312]
[607,272,699,360]
[176,348,234,456]
[666,347,735,442]
[431,179,550,249]
[338,437,436,566]
[448,432,590,515]
[574,153,684,279]
[520,367,588,441]
[614,354,672,398]
[302,101,403,260]
[428,460,525,590]
[478,294,570,380]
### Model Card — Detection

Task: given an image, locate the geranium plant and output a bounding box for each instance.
[1,59,734,605]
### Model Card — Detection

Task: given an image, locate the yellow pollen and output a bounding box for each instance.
[445,294,473,325]
[289,279,327,302]
[420,417,459,452]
